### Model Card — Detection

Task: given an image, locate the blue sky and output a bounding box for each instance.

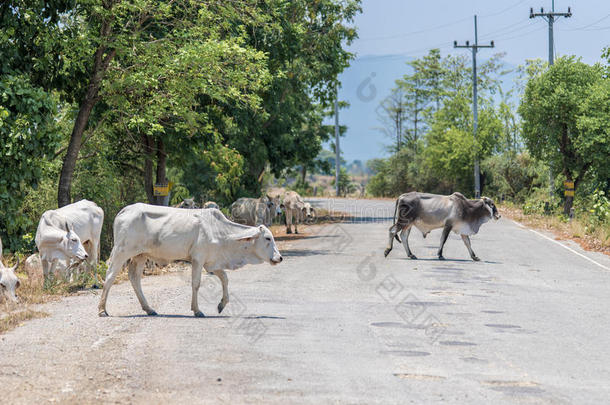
[332,0,610,162]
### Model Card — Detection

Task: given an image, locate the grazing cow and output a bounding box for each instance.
[98,204,282,317]
[175,198,199,209]
[0,237,20,302]
[35,200,104,278]
[302,202,316,224]
[230,196,281,226]
[281,191,314,234]
[203,201,220,209]
[384,192,500,261]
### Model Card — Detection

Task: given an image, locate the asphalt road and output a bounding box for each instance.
[1,198,610,404]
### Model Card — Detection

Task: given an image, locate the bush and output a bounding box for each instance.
[481,152,547,202]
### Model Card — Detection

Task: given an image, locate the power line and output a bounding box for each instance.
[358,0,527,42]
[562,12,610,31]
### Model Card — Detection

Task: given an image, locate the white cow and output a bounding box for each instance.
[98,204,282,317]
[35,199,104,278]
[0,237,20,302]
[203,201,220,209]
[281,191,315,234]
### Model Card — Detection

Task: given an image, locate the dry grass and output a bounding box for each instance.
[501,204,610,256]
[0,307,48,334]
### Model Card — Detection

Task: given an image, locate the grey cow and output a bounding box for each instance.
[230,196,281,226]
[384,192,500,261]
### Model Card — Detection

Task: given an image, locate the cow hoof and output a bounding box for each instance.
[145,309,158,316]
[384,248,391,258]
[98,310,109,317]
[408,254,418,260]
[194,311,206,318]
[472,256,481,262]
[217,302,225,314]
[438,255,445,260]
[295,230,299,234]
[286,229,292,234]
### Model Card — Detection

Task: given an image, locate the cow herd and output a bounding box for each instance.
[0,189,315,315]
[0,190,500,317]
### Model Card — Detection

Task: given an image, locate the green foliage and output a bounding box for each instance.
[331,167,355,197]
[0,76,61,249]
[519,56,607,191]
[585,189,610,230]
[481,152,547,202]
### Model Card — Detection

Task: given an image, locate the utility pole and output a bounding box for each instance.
[530,1,572,197]
[334,87,340,197]
[454,15,494,199]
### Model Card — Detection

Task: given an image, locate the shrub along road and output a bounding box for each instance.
[1,198,609,404]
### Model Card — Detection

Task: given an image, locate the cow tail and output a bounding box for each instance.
[392,198,402,243]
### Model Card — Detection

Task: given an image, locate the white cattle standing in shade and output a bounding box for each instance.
[35,199,104,278]
[230,196,281,226]
[98,204,282,317]
[0,236,20,302]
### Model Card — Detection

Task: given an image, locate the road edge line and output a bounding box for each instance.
[510,220,610,271]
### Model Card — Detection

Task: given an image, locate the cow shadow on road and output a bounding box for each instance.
[281,249,332,257]
[115,314,286,320]
[397,257,502,265]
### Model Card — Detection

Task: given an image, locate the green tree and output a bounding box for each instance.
[519,56,607,214]
[0,76,61,249]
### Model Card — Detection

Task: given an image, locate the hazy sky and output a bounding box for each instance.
[332,0,610,162]
[350,0,610,65]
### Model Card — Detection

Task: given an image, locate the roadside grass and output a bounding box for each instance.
[0,306,48,334]
[501,204,610,256]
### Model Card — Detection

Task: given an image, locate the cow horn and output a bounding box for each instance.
[11,255,19,271]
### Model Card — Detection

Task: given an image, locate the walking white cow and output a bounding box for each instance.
[98,204,282,317]
[0,236,20,302]
[281,191,315,234]
[35,200,104,278]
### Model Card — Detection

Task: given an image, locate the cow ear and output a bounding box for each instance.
[64,220,71,232]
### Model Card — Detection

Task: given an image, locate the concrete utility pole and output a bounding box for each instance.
[334,87,340,197]
[530,1,572,198]
[454,15,494,199]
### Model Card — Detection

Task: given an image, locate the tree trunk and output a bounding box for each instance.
[57,15,116,207]
[57,98,96,207]
[142,135,155,204]
[155,138,167,205]
[301,165,307,184]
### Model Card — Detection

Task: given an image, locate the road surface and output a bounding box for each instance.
[1,198,610,404]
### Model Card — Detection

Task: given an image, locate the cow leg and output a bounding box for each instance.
[384,223,402,257]
[461,235,480,261]
[286,210,293,234]
[191,259,205,317]
[437,223,452,260]
[98,251,130,317]
[128,255,156,316]
[212,270,229,314]
[41,258,51,280]
[400,226,417,259]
